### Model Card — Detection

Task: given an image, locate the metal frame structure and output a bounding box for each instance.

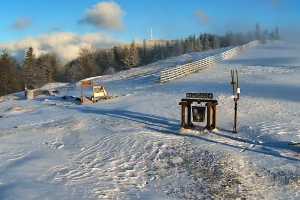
[179,93,218,131]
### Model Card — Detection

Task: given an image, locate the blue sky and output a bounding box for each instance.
[0,0,299,61]
[0,0,299,43]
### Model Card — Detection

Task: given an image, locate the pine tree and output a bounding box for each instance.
[174,40,183,56]
[212,35,220,49]
[261,30,269,43]
[65,60,84,82]
[102,49,118,74]
[255,23,262,41]
[194,36,203,51]
[35,53,60,87]
[202,34,210,50]
[35,57,48,87]
[112,46,124,70]
[78,47,97,77]
[45,53,60,82]
[0,50,10,95]
[152,44,162,61]
[128,42,139,67]
[23,47,35,89]
[121,46,131,68]
[141,39,148,64]
[275,27,280,40]
[0,50,23,96]
[121,42,140,68]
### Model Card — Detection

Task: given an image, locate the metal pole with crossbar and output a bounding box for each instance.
[231,69,240,133]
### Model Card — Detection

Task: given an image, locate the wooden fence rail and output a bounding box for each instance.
[160,40,259,83]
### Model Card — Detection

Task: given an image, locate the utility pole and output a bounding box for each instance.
[230,69,240,133]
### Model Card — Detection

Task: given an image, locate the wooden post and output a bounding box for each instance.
[206,103,211,130]
[180,102,188,128]
[179,101,191,129]
[187,103,192,128]
[80,85,83,103]
[181,103,186,128]
[212,104,217,129]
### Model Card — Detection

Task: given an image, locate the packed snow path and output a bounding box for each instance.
[0,41,300,199]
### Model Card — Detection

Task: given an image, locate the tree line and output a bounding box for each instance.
[0,25,280,96]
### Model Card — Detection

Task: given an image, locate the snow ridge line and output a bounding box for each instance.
[159,40,259,83]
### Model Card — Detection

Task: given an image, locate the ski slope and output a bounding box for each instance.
[0,41,300,199]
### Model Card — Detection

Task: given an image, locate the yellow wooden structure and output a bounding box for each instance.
[80,80,109,104]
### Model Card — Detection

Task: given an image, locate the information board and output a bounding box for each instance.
[186,93,213,99]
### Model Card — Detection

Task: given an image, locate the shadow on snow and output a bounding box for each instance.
[72,106,300,162]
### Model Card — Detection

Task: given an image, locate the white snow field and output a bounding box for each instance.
[1,41,300,199]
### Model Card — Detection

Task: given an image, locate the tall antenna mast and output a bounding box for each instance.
[150,28,153,40]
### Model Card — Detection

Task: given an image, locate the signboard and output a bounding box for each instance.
[192,106,206,122]
[93,86,107,98]
[81,80,92,88]
[186,93,213,99]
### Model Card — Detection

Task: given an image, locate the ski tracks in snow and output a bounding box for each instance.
[45,131,184,199]
[257,120,300,137]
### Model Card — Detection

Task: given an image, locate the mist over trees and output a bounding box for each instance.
[0,24,280,96]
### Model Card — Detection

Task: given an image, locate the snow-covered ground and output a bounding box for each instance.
[1,41,300,199]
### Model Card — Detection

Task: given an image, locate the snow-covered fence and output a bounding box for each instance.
[159,55,222,83]
[221,40,259,60]
[160,40,259,83]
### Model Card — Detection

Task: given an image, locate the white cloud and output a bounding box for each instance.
[195,10,210,25]
[80,1,125,31]
[12,17,32,30]
[0,32,120,62]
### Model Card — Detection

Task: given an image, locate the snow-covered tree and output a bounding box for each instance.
[23,47,36,89]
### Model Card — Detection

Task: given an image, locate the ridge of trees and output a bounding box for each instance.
[0,25,280,96]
